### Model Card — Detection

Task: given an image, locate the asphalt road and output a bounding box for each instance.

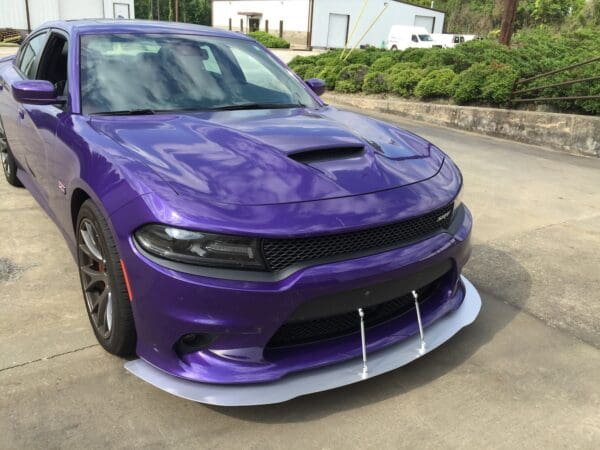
[1,101,599,447]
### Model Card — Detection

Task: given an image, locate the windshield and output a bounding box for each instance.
[80,33,318,115]
[418,34,433,42]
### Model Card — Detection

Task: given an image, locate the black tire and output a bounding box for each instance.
[0,127,23,187]
[76,199,136,356]
[391,45,398,51]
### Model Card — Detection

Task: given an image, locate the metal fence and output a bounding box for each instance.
[511,56,600,103]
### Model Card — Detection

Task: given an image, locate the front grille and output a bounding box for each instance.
[266,278,440,349]
[262,203,453,271]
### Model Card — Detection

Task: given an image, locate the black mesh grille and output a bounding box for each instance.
[266,278,440,349]
[262,204,454,272]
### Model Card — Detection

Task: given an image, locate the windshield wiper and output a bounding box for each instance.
[209,103,305,111]
[92,109,156,116]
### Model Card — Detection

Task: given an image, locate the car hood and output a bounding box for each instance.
[90,106,444,206]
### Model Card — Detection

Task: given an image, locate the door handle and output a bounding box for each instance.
[18,108,25,119]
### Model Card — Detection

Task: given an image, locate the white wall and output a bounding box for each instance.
[212,0,309,33]
[58,0,103,20]
[0,0,135,31]
[0,0,28,29]
[312,0,445,48]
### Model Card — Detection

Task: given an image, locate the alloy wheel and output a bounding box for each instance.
[78,219,113,338]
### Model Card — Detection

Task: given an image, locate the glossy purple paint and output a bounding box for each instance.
[11,80,59,105]
[0,20,474,386]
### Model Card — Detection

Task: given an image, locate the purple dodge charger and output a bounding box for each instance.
[0,20,480,405]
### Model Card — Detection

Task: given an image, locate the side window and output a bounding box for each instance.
[36,33,69,96]
[17,33,47,79]
[411,35,419,43]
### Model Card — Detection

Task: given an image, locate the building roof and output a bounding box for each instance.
[210,0,445,15]
[395,1,445,14]
[36,19,251,39]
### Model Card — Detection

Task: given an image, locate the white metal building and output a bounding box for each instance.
[0,0,135,32]
[211,0,445,49]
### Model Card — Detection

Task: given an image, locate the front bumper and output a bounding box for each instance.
[116,203,473,386]
[125,276,481,406]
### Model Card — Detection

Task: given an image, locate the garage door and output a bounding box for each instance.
[414,15,435,33]
[327,13,349,48]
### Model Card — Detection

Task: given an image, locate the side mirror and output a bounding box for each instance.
[305,78,326,96]
[11,80,61,105]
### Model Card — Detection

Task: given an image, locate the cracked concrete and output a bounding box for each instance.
[0,257,26,282]
[1,101,599,448]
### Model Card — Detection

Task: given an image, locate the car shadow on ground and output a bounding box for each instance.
[205,244,531,422]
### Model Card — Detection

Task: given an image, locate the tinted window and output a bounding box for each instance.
[18,33,47,79]
[80,33,318,115]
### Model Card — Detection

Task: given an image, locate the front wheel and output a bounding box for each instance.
[76,200,136,356]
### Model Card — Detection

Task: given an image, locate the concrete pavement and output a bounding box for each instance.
[1,105,599,448]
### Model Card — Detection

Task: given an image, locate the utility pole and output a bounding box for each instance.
[24,0,31,33]
[499,0,519,46]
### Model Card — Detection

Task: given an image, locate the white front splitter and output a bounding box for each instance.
[125,276,481,406]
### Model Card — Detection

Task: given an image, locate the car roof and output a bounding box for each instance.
[36,19,251,41]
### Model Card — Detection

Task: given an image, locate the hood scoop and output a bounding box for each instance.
[288,146,365,164]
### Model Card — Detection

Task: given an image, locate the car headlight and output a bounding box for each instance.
[134,224,265,270]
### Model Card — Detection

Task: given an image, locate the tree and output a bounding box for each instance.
[531,0,584,23]
[499,0,519,45]
[135,0,211,25]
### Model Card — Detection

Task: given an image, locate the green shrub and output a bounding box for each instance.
[386,68,426,97]
[286,29,600,114]
[386,62,420,73]
[452,63,489,104]
[414,68,457,98]
[396,48,429,65]
[336,64,369,93]
[370,56,395,73]
[248,31,290,48]
[345,48,388,65]
[363,72,387,93]
[480,64,518,104]
[418,47,457,70]
[290,63,314,79]
[452,62,516,105]
[450,39,512,73]
[317,65,344,89]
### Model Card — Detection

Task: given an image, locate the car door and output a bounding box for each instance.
[15,30,69,204]
[39,31,77,231]
[0,30,48,173]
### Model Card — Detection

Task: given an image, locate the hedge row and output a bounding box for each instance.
[288,27,600,115]
[249,31,290,48]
